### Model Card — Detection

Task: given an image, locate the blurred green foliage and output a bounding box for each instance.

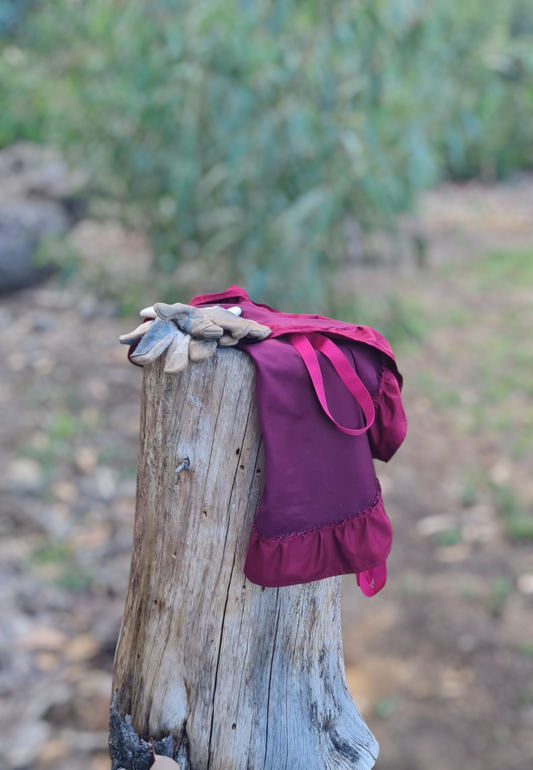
[434,528,463,548]
[374,697,396,719]
[491,483,533,542]
[30,539,94,593]
[333,291,429,350]
[419,248,533,462]
[1,0,533,307]
[518,642,533,658]
[486,576,513,617]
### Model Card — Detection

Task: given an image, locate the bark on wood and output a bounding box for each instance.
[110,348,378,770]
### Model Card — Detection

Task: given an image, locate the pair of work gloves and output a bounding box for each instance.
[119,302,271,374]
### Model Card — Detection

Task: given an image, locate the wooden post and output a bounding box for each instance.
[109,348,378,770]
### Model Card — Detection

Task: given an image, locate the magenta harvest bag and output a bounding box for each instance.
[188,287,408,597]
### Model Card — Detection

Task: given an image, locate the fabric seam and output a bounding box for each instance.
[252,485,383,541]
[372,361,387,400]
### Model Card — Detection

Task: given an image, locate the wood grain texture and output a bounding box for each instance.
[110,348,378,770]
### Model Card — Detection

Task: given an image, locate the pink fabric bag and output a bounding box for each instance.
[189,287,408,596]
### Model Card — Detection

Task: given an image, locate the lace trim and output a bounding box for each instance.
[252,485,382,542]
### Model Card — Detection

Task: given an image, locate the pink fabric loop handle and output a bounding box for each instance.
[356,564,387,597]
[288,332,375,436]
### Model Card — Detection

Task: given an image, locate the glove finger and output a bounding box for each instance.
[189,338,218,362]
[130,318,176,364]
[175,305,224,338]
[217,333,239,347]
[119,320,153,345]
[154,302,192,321]
[243,321,271,340]
[164,330,191,373]
[155,302,224,339]
[198,306,250,337]
[221,319,271,341]
[188,319,224,339]
[205,307,243,331]
[204,307,270,340]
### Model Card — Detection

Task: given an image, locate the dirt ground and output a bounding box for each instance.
[1,177,533,769]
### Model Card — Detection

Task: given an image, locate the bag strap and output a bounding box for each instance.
[288,332,375,436]
[356,564,387,597]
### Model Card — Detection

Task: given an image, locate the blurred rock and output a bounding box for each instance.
[75,670,112,700]
[417,513,458,537]
[438,667,475,699]
[71,522,113,550]
[0,306,12,329]
[75,446,98,474]
[457,633,478,653]
[0,198,69,290]
[520,705,533,726]
[32,313,58,332]
[92,466,117,501]
[6,721,52,769]
[435,544,471,563]
[0,142,86,294]
[6,351,27,371]
[68,219,152,278]
[91,752,113,770]
[34,652,61,672]
[517,574,533,595]
[59,729,109,751]
[5,457,45,493]
[52,480,79,504]
[36,738,71,764]
[18,625,68,652]
[0,143,85,207]
[86,379,109,401]
[64,634,100,663]
[4,680,74,767]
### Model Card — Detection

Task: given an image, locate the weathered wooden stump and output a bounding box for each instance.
[110,348,378,769]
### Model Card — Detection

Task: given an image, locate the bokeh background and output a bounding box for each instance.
[1,1,533,769]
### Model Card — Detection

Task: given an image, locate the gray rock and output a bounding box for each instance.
[0,142,85,203]
[5,458,45,494]
[0,142,86,294]
[0,199,70,293]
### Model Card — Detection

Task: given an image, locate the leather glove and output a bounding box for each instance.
[119,302,271,374]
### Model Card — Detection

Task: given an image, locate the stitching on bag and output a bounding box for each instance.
[252,486,383,541]
[372,361,387,399]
